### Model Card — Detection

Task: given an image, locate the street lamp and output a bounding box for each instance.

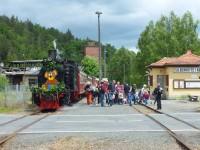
[95,11,102,81]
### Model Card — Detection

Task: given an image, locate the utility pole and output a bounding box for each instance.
[104,48,106,77]
[95,11,102,81]
[123,64,125,83]
[130,56,132,85]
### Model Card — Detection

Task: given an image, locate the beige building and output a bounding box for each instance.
[148,50,200,99]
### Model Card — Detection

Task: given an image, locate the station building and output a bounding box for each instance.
[148,50,200,99]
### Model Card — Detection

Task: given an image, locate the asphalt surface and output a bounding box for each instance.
[0,99,200,150]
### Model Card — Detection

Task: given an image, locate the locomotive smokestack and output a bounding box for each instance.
[48,49,57,60]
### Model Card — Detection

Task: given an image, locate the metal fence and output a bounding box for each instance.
[0,84,33,107]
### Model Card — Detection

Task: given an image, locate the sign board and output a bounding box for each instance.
[185,81,200,88]
[175,67,200,73]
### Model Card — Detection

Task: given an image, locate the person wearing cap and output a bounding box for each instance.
[153,83,163,110]
[98,79,107,107]
[116,81,124,104]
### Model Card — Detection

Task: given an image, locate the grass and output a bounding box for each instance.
[168,95,189,100]
[0,92,5,101]
[0,106,23,113]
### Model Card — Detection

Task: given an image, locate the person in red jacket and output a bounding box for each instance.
[98,79,108,107]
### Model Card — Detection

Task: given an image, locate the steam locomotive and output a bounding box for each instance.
[32,49,93,111]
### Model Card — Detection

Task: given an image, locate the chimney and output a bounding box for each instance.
[48,50,57,60]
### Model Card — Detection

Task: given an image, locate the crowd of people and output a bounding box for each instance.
[84,79,163,110]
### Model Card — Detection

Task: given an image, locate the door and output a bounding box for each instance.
[157,75,167,99]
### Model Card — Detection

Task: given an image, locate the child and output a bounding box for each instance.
[143,90,149,105]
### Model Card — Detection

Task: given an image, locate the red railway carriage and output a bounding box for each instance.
[78,71,93,95]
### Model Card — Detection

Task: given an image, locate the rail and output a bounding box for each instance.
[133,105,194,150]
[0,113,50,146]
[142,104,200,130]
[0,111,40,127]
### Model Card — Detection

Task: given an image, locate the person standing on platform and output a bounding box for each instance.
[116,81,124,104]
[98,79,107,107]
[108,80,116,106]
[128,85,133,106]
[124,83,130,102]
[141,84,147,104]
[132,84,137,104]
[84,81,93,105]
[153,83,163,110]
[103,78,109,104]
[91,82,98,105]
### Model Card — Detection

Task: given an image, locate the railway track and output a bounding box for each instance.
[0,111,41,127]
[0,112,51,148]
[142,104,200,130]
[133,104,198,150]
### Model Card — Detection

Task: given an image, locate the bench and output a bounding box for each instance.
[188,95,198,102]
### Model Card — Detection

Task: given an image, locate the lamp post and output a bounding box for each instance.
[104,48,107,78]
[95,11,102,81]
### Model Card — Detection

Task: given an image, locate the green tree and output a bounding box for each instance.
[136,11,200,84]
[0,15,77,63]
[81,56,99,77]
[108,47,136,84]
[63,39,87,63]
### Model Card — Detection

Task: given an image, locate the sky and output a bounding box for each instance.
[0,0,200,52]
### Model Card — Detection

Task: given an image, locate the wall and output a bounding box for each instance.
[84,46,99,60]
[22,75,38,86]
[166,67,200,98]
[150,66,200,99]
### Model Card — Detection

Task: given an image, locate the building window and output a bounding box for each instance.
[175,67,200,73]
[173,80,184,89]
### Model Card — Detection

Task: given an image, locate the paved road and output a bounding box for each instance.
[0,99,200,150]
